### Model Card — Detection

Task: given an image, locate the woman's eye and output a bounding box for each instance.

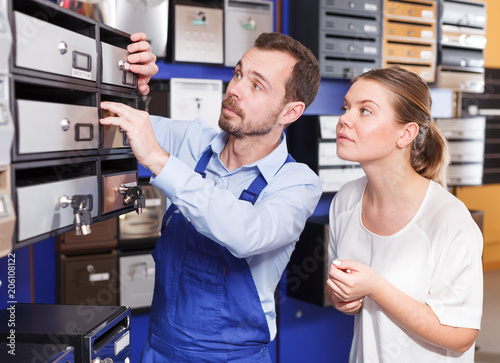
[360,108,371,115]
[340,106,347,114]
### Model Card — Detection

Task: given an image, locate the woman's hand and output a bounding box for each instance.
[326,259,380,314]
[127,32,159,95]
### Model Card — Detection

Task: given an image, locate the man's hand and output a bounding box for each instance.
[100,101,168,176]
[127,32,159,95]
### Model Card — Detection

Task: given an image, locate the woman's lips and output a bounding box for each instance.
[336,132,353,142]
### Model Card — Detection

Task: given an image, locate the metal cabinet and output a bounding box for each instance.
[382,0,438,82]
[461,68,500,184]
[0,304,131,363]
[12,8,97,84]
[56,217,118,255]
[289,0,382,79]
[169,77,223,131]
[0,342,75,362]
[168,0,224,64]
[57,250,118,306]
[224,0,273,67]
[114,0,169,58]
[2,0,142,255]
[0,166,14,257]
[436,0,487,92]
[119,252,155,310]
[436,116,486,186]
[118,184,164,250]
[100,24,138,90]
[0,2,11,75]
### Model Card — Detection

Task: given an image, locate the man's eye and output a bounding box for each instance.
[233,72,241,80]
[252,83,261,91]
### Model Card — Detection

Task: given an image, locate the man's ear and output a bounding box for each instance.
[398,122,419,148]
[280,101,305,127]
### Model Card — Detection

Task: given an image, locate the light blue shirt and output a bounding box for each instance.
[149,116,322,340]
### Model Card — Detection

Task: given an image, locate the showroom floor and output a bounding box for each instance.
[475,268,500,363]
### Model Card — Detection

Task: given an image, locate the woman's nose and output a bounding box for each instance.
[338,113,351,128]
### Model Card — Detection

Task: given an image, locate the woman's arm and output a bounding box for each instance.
[327,260,478,353]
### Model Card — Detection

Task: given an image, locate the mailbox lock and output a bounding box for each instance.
[92,358,113,363]
[59,41,68,55]
[61,118,70,132]
[118,59,131,71]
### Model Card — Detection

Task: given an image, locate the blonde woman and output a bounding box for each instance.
[326,66,483,362]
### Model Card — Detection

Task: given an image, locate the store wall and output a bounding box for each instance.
[456,0,500,270]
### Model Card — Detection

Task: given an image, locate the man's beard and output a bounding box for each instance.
[218,97,282,137]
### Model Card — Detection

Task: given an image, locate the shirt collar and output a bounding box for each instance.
[208,131,290,183]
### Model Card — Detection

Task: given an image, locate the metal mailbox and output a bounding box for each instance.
[101,173,137,215]
[384,19,435,41]
[441,25,486,49]
[441,0,486,29]
[319,167,365,193]
[100,154,139,216]
[384,0,436,20]
[384,40,434,62]
[440,47,484,69]
[0,166,14,257]
[118,252,155,309]
[16,174,98,242]
[114,0,169,58]
[318,142,358,167]
[12,157,98,246]
[58,250,118,306]
[0,4,12,75]
[0,97,13,166]
[100,91,137,151]
[321,56,377,80]
[13,11,97,82]
[101,42,136,89]
[321,13,380,37]
[289,0,382,79]
[0,303,131,363]
[16,99,99,154]
[435,66,484,93]
[169,77,223,131]
[435,116,486,140]
[321,36,379,59]
[447,163,483,186]
[0,343,74,362]
[100,27,137,90]
[118,184,164,250]
[323,0,380,15]
[224,0,273,67]
[56,217,117,255]
[448,140,485,163]
[170,1,224,64]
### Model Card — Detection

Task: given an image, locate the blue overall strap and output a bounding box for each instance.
[239,154,295,205]
[194,148,213,179]
[161,148,214,231]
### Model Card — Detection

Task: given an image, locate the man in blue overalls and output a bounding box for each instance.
[101,32,322,362]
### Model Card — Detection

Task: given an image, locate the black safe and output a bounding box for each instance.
[0,304,131,363]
